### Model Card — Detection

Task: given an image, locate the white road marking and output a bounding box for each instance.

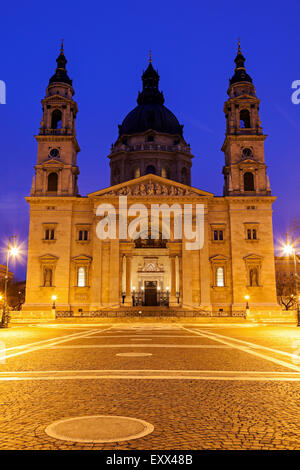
[0,369,299,381]
[0,327,114,361]
[0,328,107,354]
[47,344,231,349]
[89,335,198,338]
[181,326,300,372]
[194,328,300,360]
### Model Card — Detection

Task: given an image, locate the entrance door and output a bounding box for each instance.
[144,281,157,306]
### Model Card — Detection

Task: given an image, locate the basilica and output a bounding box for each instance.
[23,43,279,314]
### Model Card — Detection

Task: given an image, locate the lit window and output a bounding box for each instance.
[78,267,86,287]
[216,267,224,287]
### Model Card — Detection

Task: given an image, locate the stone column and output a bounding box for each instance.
[125,255,132,305]
[57,168,62,195]
[122,255,126,294]
[169,256,177,306]
[182,240,192,307]
[199,211,211,310]
[90,234,102,309]
[42,169,47,193]
[109,239,120,306]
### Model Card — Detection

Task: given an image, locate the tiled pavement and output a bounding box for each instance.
[0,323,300,450]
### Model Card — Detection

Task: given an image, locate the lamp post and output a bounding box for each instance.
[51,294,57,318]
[283,238,300,326]
[245,295,250,318]
[166,286,170,307]
[1,236,19,328]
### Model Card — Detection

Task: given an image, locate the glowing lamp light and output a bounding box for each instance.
[9,246,19,257]
[157,286,161,291]
[51,295,57,301]
[166,286,169,291]
[283,244,295,256]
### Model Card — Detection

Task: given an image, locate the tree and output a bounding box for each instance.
[7,280,25,311]
[276,271,296,310]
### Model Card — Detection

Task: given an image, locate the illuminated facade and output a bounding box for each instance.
[23,44,279,314]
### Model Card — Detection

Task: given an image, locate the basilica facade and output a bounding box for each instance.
[23,43,279,314]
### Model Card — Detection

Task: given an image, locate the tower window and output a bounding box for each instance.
[216,267,225,287]
[145,165,156,175]
[247,229,258,240]
[244,172,255,191]
[240,109,251,128]
[51,109,62,129]
[78,230,88,241]
[45,228,55,240]
[147,135,154,142]
[47,173,58,192]
[77,267,86,287]
[213,230,224,241]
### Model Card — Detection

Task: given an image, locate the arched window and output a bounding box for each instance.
[145,165,156,175]
[47,173,58,192]
[77,267,86,287]
[216,267,224,287]
[51,109,62,129]
[181,167,188,184]
[244,172,255,191]
[240,109,251,128]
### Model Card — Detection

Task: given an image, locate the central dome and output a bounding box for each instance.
[118,62,183,137]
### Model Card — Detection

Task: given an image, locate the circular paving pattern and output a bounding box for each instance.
[45,415,154,443]
[116,352,152,357]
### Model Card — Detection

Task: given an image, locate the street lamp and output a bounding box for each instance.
[245,295,250,317]
[283,239,300,326]
[1,236,20,328]
[51,295,57,309]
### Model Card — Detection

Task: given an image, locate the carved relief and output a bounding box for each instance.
[103,180,196,197]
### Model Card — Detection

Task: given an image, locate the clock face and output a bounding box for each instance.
[242,147,252,158]
[49,148,60,158]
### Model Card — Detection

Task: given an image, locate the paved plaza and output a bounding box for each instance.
[0,322,300,450]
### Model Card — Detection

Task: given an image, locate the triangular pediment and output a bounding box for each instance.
[243,253,264,261]
[38,159,63,166]
[209,254,229,262]
[88,174,214,198]
[39,253,58,261]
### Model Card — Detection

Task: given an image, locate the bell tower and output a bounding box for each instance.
[222,42,271,196]
[31,42,80,197]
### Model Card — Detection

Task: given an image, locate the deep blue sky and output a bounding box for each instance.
[1,0,300,279]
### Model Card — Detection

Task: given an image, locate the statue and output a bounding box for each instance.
[250,268,259,287]
[44,268,52,287]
